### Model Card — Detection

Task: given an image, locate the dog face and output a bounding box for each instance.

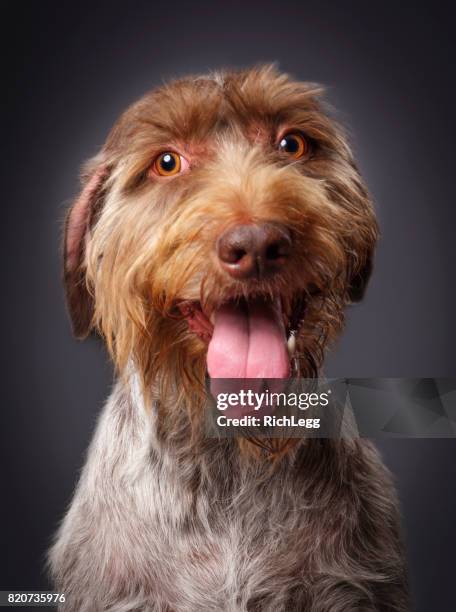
[64,65,377,393]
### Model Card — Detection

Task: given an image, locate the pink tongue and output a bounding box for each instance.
[207,298,290,378]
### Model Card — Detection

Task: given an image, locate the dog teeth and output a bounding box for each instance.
[287,333,296,356]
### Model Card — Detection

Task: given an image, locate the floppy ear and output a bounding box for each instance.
[63,165,109,338]
[347,252,374,303]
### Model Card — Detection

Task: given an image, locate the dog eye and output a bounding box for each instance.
[277,132,308,159]
[152,151,188,177]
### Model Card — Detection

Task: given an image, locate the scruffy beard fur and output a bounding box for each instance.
[50,65,409,611]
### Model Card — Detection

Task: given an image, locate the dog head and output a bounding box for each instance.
[64,65,377,396]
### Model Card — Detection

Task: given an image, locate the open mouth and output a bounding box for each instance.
[178,294,305,379]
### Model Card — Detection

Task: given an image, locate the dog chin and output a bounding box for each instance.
[178,294,303,379]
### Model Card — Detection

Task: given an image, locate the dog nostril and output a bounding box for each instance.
[217,241,248,264]
[232,248,247,263]
[264,232,292,262]
[266,243,282,260]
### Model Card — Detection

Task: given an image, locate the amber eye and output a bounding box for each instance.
[277,132,308,159]
[153,151,183,176]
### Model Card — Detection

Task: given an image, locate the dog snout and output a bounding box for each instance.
[216,223,292,280]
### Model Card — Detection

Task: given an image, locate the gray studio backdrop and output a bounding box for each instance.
[1,2,455,610]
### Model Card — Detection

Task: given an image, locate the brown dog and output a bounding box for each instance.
[50,65,409,611]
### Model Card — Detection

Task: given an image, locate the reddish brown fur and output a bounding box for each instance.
[65,66,377,413]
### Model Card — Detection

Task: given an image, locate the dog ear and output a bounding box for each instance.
[348,253,374,303]
[63,165,109,338]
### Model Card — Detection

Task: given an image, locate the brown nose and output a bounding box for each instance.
[217,223,292,280]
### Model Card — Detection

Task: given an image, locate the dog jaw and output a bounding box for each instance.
[177,292,306,379]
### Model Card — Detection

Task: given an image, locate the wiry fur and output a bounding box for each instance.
[50,65,409,610]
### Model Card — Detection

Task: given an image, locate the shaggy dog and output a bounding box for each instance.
[49,65,409,611]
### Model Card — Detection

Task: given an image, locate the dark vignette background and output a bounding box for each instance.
[1,1,455,610]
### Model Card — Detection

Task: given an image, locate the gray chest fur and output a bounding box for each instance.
[49,380,408,612]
